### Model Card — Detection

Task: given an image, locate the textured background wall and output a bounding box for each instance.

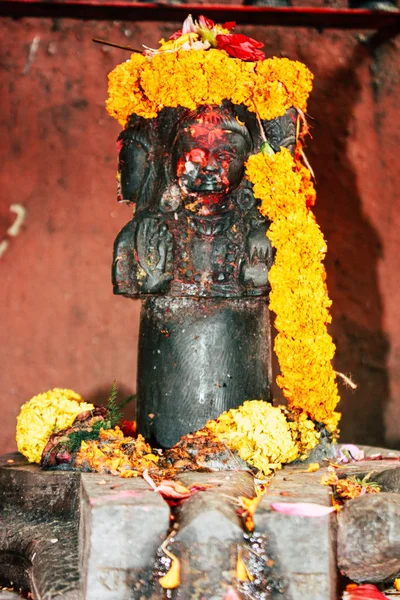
[0,16,399,454]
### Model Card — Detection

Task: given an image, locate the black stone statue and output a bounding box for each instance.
[113,101,297,447]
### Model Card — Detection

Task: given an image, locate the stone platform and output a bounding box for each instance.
[1,448,400,599]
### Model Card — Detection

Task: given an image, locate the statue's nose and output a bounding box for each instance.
[203,156,219,173]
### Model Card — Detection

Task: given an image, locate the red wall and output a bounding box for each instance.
[1,16,399,454]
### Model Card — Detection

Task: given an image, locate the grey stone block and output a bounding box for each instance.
[374,468,400,492]
[0,453,79,518]
[171,472,255,599]
[254,467,337,600]
[338,492,400,583]
[79,473,170,600]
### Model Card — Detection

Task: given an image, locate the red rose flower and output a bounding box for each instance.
[222,21,236,31]
[216,33,265,61]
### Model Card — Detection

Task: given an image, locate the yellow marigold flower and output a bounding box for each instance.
[16,388,94,463]
[205,400,319,475]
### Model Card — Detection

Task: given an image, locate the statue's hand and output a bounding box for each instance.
[241,220,273,291]
[135,216,173,293]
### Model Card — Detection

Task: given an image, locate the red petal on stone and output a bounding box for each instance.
[155,480,192,500]
[223,587,242,600]
[343,584,390,599]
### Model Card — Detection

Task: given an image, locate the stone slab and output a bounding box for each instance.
[254,466,337,600]
[0,453,79,518]
[2,448,400,599]
[79,473,170,600]
[171,472,255,599]
[338,492,400,582]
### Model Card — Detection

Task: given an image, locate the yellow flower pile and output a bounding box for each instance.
[106,50,313,126]
[246,149,340,429]
[16,388,94,463]
[205,400,320,475]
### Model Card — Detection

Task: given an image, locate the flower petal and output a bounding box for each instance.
[338,445,364,463]
[155,480,192,499]
[343,584,389,599]
[159,555,180,589]
[271,502,335,517]
[223,588,242,600]
[182,14,197,34]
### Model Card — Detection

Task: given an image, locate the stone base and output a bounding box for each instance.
[1,447,400,599]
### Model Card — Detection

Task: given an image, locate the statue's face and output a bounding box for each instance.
[174,122,249,215]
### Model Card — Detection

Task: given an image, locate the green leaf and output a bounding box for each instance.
[261,141,275,157]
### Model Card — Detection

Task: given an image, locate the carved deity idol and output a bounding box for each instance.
[113,102,297,447]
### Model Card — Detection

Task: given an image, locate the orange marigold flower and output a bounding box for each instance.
[106,51,313,125]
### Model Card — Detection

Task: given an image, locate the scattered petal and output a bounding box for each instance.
[223,588,241,600]
[155,480,192,500]
[338,445,364,464]
[237,495,262,532]
[159,554,180,589]
[343,584,389,599]
[271,502,335,517]
[142,468,157,490]
[236,551,254,582]
[307,462,320,472]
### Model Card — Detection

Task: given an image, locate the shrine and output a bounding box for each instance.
[0,9,399,600]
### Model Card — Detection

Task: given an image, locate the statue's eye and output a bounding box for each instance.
[216,151,233,161]
[187,148,207,164]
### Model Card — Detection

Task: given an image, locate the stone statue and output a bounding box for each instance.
[113,101,297,447]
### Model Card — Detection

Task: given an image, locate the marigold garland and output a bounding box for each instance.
[106,50,313,126]
[245,149,340,429]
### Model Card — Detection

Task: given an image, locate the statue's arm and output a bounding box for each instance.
[112,220,137,297]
